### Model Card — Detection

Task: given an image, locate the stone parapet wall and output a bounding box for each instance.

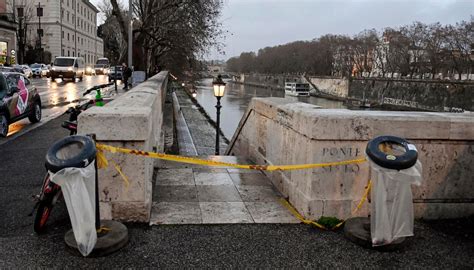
[78,71,168,222]
[228,97,474,220]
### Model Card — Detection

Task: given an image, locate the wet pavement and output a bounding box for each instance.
[1,75,118,144]
[174,87,228,155]
[0,79,472,268]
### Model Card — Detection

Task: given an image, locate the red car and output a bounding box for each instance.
[0,72,42,137]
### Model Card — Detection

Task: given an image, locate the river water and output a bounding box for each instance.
[194,78,347,140]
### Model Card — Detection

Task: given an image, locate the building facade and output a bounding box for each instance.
[21,0,103,65]
[0,0,17,65]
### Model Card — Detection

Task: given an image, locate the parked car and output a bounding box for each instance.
[50,57,85,82]
[13,66,26,74]
[0,67,14,73]
[30,63,48,78]
[108,66,123,82]
[20,65,33,78]
[0,71,42,137]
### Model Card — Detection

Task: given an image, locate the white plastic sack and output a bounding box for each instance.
[368,158,422,246]
[50,161,97,256]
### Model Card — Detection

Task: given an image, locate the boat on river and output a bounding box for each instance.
[284,82,310,96]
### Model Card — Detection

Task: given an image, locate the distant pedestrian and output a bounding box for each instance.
[122,62,132,90]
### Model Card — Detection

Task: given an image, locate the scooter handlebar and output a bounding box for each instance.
[83,82,114,96]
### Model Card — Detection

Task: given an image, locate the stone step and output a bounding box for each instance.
[150,156,299,225]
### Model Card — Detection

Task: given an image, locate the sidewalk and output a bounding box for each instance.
[0,107,473,268]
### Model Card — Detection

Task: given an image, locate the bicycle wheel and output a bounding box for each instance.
[34,173,61,234]
[34,200,53,234]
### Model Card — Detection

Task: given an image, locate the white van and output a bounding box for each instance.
[50,57,85,82]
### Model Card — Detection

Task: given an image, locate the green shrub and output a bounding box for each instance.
[316,216,343,229]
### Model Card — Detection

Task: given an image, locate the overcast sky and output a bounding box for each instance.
[91,0,473,60]
[212,0,473,60]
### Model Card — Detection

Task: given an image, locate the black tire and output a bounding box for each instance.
[28,101,42,123]
[366,135,418,170]
[51,77,56,81]
[0,113,8,137]
[34,200,53,234]
[45,135,96,173]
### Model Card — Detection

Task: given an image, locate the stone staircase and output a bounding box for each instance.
[150,156,298,224]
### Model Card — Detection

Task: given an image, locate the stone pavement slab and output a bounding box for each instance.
[150,156,299,225]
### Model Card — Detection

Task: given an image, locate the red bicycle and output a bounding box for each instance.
[32,83,112,233]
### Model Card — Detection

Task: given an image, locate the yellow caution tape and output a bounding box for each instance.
[97,149,130,188]
[95,143,367,171]
[280,180,372,230]
[96,226,112,233]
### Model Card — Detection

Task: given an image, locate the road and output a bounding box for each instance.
[1,75,123,144]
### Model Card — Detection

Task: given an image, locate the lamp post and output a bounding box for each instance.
[213,75,226,155]
[36,2,43,63]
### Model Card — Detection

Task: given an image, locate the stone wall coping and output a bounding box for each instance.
[78,71,168,141]
[250,97,474,141]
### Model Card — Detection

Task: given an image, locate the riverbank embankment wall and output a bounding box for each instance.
[234,73,473,111]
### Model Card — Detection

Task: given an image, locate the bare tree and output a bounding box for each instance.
[109,0,225,75]
[443,18,474,79]
[350,29,378,77]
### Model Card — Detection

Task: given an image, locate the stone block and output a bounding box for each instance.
[77,71,168,222]
[112,201,151,222]
[229,97,474,220]
[78,107,153,141]
[99,202,113,220]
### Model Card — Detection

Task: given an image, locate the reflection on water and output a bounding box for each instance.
[194,78,346,139]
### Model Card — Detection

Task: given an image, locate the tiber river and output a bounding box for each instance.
[194,78,347,139]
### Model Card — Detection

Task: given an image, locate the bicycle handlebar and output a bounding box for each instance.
[83,82,114,96]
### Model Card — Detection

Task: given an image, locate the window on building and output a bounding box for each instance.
[62,49,64,56]
[68,50,70,56]
[72,34,74,41]
[62,31,64,38]
[73,51,75,57]
[67,0,69,7]
[67,11,69,22]
[67,33,69,40]
[61,9,64,20]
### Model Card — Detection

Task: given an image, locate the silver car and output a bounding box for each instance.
[30,63,48,78]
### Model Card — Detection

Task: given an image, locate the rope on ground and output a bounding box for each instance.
[280,180,372,230]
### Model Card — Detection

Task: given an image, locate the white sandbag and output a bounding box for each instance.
[50,161,97,256]
[368,158,422,246]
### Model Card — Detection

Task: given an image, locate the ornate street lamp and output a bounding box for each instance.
[212,74,226,155]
